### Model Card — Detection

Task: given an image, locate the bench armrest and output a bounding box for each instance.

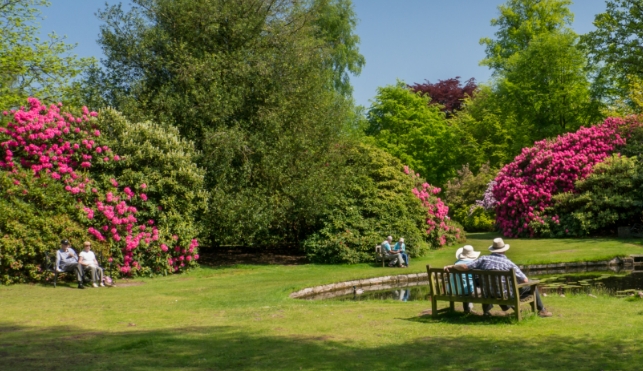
[517,280,540,288]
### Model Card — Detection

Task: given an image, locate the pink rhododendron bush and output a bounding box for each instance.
[493,116,641,237]
[302,144,463,264]
[0,99,207,283]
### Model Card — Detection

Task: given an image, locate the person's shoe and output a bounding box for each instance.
[483,311,492,317]
[100,282,105,287]
[538,309,553,317]
[92,283,99,288]
[78,283,85,289]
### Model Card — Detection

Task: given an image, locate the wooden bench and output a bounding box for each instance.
[426,264,540,321]
[375,245,399,267]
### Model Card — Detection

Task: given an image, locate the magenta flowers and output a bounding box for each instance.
[493,117,635,237]
[0,98,199,276]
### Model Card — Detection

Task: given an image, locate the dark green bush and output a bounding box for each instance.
[303,143,463,264]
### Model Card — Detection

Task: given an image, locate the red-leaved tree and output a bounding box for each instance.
[408,77,477,116]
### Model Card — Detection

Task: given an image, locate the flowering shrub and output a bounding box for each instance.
[444,164,497,232]
[0,99,202,282]
[303,144,462,264]
[493,117,637,237]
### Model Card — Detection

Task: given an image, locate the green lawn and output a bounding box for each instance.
[2,236,643,370]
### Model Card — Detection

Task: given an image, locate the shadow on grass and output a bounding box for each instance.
[0,321,640,371]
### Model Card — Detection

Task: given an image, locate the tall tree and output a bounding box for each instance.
[0,0,93,108]
[93,0,363,247]
[408,76,477,117]
[582,0,643,106]
[479,0,600,143]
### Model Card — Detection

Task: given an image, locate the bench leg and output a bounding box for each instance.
[431,297,437,318]
[530,299,537,314]
[449,301,455,312]
[53,271,57,288]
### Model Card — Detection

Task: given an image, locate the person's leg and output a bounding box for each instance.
[86,266,98,285]
[395,253,403,266]
[66,263,84,288]
[482,303,493,314]
[402,253,409,266]
[96,267,104,285]
[463,302,473,313]
[520,287,545,311]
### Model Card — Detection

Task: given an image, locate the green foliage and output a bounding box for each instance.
[480,0,574,73]
[476,0,601,151]
[0,0,93,108]
[0,170,90,284]
[303,143,463,264]
[581,0,643,106]
[449,86,519,170]
[444,164,497,232]
[541,155,643,237]
[365,82,457,186]
[310,0,365,96]
[91,0,365,248]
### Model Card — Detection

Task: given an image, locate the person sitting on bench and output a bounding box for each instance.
[382,236,403,267]
[79,241,104,288]
[55,239,86,289]
[393,237,409,267]
[444,238,552,318]
[451,245,480,314]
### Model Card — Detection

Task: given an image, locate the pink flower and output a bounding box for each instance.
[140,193,147,201]
[140,183,147,189]
[160,244,168,252]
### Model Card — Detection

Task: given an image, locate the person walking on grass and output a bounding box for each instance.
[444,238,552,318]
[394,237,409,267]
[451,245,480,314]
[382,236,403,268]
[78,241,104,288]
[55,239,86,289]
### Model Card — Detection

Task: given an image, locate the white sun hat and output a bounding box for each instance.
[455,245,481,260]
[488,238,510,253]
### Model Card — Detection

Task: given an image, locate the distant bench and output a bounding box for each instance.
[426,264,540,321]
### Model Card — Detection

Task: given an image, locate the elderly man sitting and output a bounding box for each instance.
[444,238,552,317]
[382,236,403,268]
[55,239,86,289]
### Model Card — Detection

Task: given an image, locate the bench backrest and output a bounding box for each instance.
[426,265,521,303]
[375,245,382,255]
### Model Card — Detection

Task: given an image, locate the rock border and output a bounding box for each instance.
[290,256,636,299]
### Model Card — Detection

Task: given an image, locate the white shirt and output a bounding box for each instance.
[79,251,97,267]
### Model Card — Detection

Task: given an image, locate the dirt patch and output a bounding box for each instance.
[198,249,308,267]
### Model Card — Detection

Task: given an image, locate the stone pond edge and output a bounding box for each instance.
[289,257,636,299]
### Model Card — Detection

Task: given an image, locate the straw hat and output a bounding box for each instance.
[488,238,510,253]
[455,245,480,260]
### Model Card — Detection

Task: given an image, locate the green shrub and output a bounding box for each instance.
[0,170,90,284]
[303,143,463,264]
[538,154,643,237]
[444,163,497,232]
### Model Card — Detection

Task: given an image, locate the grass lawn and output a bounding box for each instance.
[2,236,643,370]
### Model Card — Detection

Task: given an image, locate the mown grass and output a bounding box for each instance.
[2,236,643,370]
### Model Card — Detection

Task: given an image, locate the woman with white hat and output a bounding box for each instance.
[450,245,480,314]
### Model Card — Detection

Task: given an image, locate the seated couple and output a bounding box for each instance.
[55,239,105,289]
[382,236,409,268]
[444,238,552,318]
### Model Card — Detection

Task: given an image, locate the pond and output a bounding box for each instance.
[303,272,643,302]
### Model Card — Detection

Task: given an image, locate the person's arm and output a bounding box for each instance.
[78,253,86,265]
[444,264,469,272]
[513,264,528,283]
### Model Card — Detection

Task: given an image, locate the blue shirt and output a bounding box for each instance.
[450,258,475,295]
[393,242,406,253]
[382,241,393,252]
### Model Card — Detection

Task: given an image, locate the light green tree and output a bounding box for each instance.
[478,0,600,146]
[366,82,457,186]
[582,0,643,107]
[0,0,93,108]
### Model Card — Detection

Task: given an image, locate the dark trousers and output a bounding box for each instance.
[483,287,544,313]
[62,263,84,283]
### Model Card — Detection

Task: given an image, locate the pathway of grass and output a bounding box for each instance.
[2,236,643,370]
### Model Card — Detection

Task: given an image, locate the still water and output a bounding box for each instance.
[315,272,643,302]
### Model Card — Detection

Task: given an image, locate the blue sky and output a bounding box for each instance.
[38,0,609,107]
